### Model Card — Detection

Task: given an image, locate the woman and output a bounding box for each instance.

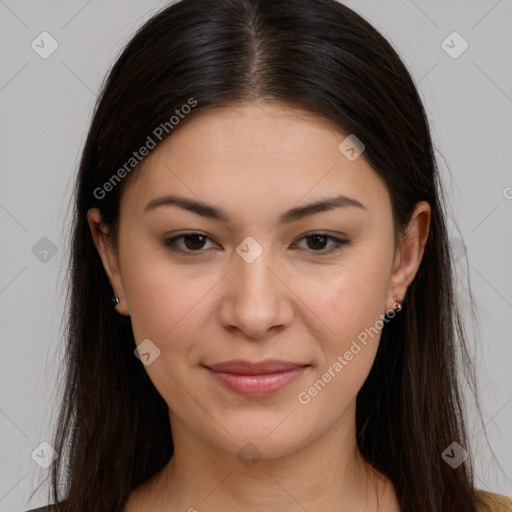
[26,0,512,510]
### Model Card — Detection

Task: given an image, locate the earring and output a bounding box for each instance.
[392,295,402,312]
[111,295,120,306]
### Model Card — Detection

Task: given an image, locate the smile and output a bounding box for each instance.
[203,360,310,397]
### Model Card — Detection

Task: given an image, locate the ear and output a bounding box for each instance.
[387,201,431,309]
[87,208,129,316]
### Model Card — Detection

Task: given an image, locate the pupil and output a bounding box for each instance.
[185,234,205,250]
[309,235,327,250]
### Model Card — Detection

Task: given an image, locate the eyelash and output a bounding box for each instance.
[162,232,350,257]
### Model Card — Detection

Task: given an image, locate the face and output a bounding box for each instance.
[88,100,430,461]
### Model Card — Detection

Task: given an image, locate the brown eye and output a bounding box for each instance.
[163,232,350,257]
[181,234,208,251]
[292,233,350,255]
[306,234,329,250]
[163,233,217,255]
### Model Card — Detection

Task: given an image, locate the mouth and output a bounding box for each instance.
[203,359,310,397]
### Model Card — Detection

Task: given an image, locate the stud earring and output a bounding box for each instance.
[392,295,402,312]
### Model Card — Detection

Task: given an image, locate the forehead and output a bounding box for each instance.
[119,101,391,222]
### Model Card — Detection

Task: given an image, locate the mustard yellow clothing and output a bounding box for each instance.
[477,490,512,511]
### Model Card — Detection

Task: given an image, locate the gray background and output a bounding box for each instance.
[0,1,511,510]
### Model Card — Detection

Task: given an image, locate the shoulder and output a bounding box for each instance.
[476,490,512,512]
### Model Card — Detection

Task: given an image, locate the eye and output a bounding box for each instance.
[163,232,218,255]
[291,233,350,255]
[163,232,350,256]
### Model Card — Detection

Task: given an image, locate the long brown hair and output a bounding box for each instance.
[37,0,492,510]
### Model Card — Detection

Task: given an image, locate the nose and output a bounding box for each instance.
[218,247,293,340]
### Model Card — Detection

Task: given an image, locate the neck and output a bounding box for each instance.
[133,400,396,512]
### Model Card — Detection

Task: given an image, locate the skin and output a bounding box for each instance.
[88,100,430,511]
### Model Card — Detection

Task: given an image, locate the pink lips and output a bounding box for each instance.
[204,360,309,397]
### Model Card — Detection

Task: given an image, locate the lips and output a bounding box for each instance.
[204,359,308,375]
[203,359,310,397]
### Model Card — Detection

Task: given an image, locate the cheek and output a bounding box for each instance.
[307,253,391,348]
[120,238,223,361]
[118,235,183,339]
[298,261,390,416]
[124,264,204,345]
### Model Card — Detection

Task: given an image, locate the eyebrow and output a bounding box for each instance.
[144,193,366,224]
